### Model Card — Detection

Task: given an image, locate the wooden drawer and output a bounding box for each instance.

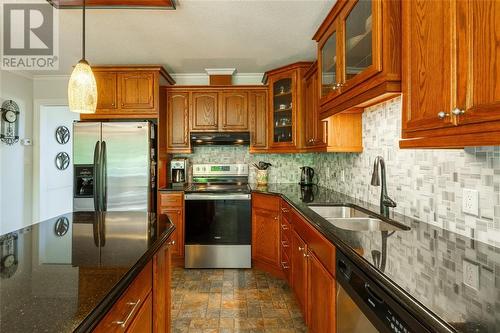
[291,210,335,277]
[281,200,292,220]
[93,261,153,333]
[281,247,291,281]
[126,292,152,333]
[159,192,183,208]
[253,193,280,211]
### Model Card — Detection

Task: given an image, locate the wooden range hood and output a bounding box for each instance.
[205,68,236,86]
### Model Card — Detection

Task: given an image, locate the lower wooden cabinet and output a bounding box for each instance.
[307,249,336,333]
[251,193,281,273]
[291,229,308,319]
[93,237,174,333]
[158,192,184,258]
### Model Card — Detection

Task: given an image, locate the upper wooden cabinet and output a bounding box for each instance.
[400,0,500,148]
[191,92,219,131]
[220,91,249,131]
[163,86,267,153]
[313,0,401,118]
[304,62,327,150]
[263,62,312,152]
[249,90,268,151]
[81,66,175,120]
[119,72,155,110]
[166,90,190,153]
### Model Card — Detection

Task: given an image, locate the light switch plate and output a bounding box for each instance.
[462,188,479,216]
[463,260,480,290]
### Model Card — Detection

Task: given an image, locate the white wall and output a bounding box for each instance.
[0,71,34,235]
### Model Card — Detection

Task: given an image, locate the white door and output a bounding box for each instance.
[38,106,78,220]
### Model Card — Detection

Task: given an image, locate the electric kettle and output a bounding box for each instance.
[299,166,315,186]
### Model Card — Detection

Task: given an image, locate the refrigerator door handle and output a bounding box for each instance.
[100,141,108,211]
[93,141,101,211]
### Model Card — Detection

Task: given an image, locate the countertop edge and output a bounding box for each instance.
[73,223,176,333]
[253,188,457,333]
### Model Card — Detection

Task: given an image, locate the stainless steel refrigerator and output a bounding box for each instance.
[73,121,155,212]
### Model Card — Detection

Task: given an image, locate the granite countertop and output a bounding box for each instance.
[0,211,175,333]
[251,184,499,333]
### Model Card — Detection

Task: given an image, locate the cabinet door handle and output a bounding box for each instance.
[113,299,141,327]
[452,108,465,116]
[437,111,450,119]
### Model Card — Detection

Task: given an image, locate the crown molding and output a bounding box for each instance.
[204,68,236,76]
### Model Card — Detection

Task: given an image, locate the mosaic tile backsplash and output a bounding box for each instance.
[314,96,500,247]
[174,147,315,184]
[174,96,500,247]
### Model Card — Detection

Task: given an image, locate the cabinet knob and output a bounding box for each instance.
[451,108,465,116]
[298,246,305,252]
[281,224,288,230]
[274,216,279,221]
[168,240,176,246]
[303,252,309,258]
[437,111,450,119]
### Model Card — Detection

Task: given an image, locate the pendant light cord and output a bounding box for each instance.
[82,0,86,60]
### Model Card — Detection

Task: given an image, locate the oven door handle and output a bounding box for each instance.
[185,193,251,200]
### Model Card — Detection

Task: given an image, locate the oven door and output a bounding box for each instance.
[184,193,251,245]
[184,193,251,268]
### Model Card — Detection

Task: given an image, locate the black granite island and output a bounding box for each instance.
[0,211,175,333]
[252,184,500,333]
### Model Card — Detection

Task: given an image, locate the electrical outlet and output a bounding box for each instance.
[462,188,479,216]
[463,260,480,290]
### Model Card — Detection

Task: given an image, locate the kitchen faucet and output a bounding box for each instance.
[370,156,397,217]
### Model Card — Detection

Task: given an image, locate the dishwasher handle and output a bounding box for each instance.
[185,193,251,201]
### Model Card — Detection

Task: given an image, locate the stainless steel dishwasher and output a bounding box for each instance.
[336,251,432,333]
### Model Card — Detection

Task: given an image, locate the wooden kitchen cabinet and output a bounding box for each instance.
[249,90,268,151]
[158,192,184,258]
[251,193,282,274]
[95,72,118,110]
[400,0,500,148]
[325,110,363,152]
[153,240,173,333]
[166,90,190,153]
[263,62,313,152]
[81,66,175,120]
[127,292,152,333]
[291,229,308,320]
[219,91,249,131]
[304,62,327,151]
[307,249,336,333]
[314,0,401,118]
[190,91,219,131]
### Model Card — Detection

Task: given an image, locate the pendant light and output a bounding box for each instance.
[68,0,97,114]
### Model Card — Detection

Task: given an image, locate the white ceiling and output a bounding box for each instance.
[40,0,335,76]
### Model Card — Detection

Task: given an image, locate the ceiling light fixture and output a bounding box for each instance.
[68,0,97,114]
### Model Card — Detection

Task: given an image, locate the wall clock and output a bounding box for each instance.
[0,100,20,145]
[0,233,18,279]
[54,217,70,236]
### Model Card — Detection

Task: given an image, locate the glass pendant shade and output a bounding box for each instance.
[68,59,97,114]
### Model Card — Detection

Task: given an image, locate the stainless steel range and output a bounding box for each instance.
[184,164,251,268]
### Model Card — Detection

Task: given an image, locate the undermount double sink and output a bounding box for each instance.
[308,205,408,232]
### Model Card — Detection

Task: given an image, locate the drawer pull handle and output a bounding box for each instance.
[114,299,141,327]
[303,252,309,258]
[281,208,289,213]
[281,240,289,248]
[298,246,305,252]
[281,224,288,230]
[168,240,176,246]
[281,261,289,269]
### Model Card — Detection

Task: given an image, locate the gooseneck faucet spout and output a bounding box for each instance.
[370,156,397,217]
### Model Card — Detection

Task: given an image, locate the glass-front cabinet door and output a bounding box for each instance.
[270,73,296,147]
[341,0,381,87]
[320,26,339,98]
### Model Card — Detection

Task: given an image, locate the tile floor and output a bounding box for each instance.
[171,267,308,333]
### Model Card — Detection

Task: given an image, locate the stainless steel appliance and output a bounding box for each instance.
[170,157,188,185]
[190,132,250,146]
[184,163,251,268]
[299,166,315,185]
[336,251,431,333]
[73,122,155,212]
